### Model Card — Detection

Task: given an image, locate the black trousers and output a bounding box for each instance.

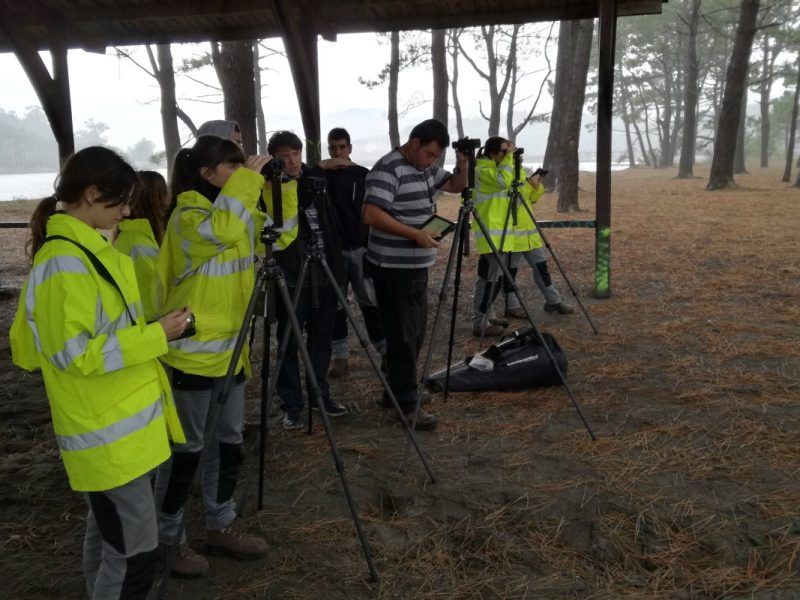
[371,265,428,411]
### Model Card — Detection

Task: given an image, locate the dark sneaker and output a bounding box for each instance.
[312,400,349,417]
[281,412,304,430]
[206,519,267,560]
[328,358,349,378]
[472,322,505,337]
[394,409,438,431]
[544,302,575,314]
[158,542,209,579]
[505,307,526,319]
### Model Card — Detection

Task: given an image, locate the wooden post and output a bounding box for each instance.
[272,0,321,166]
[595,0,617,298]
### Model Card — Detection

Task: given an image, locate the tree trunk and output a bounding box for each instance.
[432,29,448,166]
[707,0,760,190]
[658,57,673,168]
[623,115,636,167]
[734,84,748,174]
[782,54,800,182]
[677,0,700,179]
[448,29,465,139]
[254,42,267,154]
[543,20,573,191]
[759,34,771,168]
[388,31,400,148]
[557,19,593,213]
[212,41,257,155]
[153,44,180,177]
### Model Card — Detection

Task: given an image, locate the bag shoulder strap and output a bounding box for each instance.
[44,235,137,324]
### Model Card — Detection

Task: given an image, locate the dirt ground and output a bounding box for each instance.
[0,166,798,599]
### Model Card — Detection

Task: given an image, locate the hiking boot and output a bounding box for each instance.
[206,520,267,560]
[472,322,505,337]
[544,302,575,315]
[394,408,438,431]
[489,315,510,327]
[312,400,350,417]
[328,358,349,378]
[281,412,304,430]
[158,542,209,579]
[505,306,526,319]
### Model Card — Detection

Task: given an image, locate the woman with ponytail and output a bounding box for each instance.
[113,170,170,321]
[153,135,269,578]
[10,146,191,599]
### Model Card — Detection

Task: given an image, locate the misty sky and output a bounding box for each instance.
[0,31,557,154]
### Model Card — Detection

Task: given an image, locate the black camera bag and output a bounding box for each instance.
[425,328,567,393]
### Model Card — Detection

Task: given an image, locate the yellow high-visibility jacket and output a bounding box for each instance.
[156,167,264,377]
[508,169,544,252]
[472,153,514,254]
[114,218,159,322]
[10,213,184,492]
[259,178,299,252]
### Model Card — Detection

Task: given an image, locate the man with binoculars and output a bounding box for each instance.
[362,119,468,431]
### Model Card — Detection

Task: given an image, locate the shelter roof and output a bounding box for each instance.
[1,0,666,52]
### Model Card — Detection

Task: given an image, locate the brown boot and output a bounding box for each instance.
[488,314,510,327]
[328,358,349,378]
[206,520,267,560]
[158,542,209,579]
[544,302,575,314]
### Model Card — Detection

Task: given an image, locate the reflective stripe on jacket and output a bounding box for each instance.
[114,219,159,322]
[10,213,184,492]
[156,167,264,377]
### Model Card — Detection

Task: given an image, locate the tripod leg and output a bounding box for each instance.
[273,275,380,582]
[443,220,467,399]
[470,208,597,441]
[264,257,310,427]
[478,196,515,344]
[156,264,268,599]
[519,198,599,334]
[316,258,436,482]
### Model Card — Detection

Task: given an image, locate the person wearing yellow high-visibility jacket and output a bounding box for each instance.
[470,137,515,337]
[497,169,574,318]
[113,171,170,322]
[259,130,347,431]
[10,147,191,600]
[153,136,270,578]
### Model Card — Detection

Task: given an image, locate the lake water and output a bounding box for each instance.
[0,163,627,201]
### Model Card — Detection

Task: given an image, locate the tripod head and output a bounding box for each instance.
[451,136,480,192]
[260,158,285,248]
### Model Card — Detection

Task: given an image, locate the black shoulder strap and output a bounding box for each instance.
[44,235,137,324]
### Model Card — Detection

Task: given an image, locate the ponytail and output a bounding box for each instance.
[168,136,246,216]
[27,195,59,258]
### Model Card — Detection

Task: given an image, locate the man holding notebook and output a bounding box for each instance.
[362,119,467,430]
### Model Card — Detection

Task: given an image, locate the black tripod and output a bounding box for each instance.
[404,138,596,468]
[245,175,435,580]
[485,148,599,335]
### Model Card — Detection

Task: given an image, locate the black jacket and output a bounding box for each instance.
[308,164,369,250]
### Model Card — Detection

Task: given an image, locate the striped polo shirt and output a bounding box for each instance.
[364,149,451,269]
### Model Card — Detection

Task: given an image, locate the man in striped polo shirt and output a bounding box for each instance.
[362,119,467,430]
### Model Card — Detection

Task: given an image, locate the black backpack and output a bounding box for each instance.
[425,328,567,393]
